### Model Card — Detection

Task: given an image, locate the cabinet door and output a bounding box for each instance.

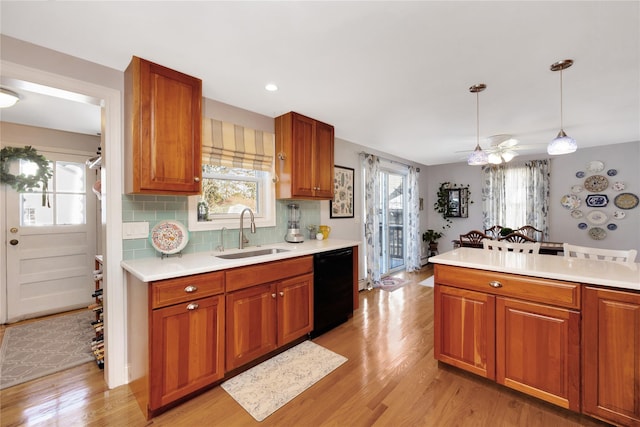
[434,284,496,379]
[277,272,314,345]
[127,56,202,195]
[496,297,580,411]
[290,113,316,198]
[226,284,277,371]
[150,294,224,410]
[312,121,334,199]
[583,286,640,426]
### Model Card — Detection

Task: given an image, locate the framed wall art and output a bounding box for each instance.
[330,165,354,218]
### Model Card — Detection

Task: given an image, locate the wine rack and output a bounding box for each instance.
[90,255,104,369]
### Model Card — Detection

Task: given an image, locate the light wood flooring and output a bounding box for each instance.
[0,266,610,427]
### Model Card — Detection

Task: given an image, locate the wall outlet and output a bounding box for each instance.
[122,222,149,239]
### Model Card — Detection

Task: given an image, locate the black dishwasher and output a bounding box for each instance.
[311,248,354,337]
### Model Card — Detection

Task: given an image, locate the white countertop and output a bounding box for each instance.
[121,239,361,282]
[428,248,640,291]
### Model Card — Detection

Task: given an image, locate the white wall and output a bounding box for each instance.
[425,141,640,254]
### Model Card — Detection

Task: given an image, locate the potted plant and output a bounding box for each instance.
[423,229,444,253]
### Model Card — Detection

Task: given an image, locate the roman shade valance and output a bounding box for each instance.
[202,118,275,171]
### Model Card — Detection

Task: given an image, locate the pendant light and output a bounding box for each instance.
[467,83,489,165]
[0,88,20,108]
[547,59,577,155]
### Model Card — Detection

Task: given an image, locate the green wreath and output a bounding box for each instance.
[1,146,53,206]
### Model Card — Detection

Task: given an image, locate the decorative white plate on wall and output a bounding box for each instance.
[560,194,581,209]
[150,220,189,255]
[586,210,608,225]
[586,160,604,173]
[570,209,583,219]
[611,181,625,191]
[571,185,583,193]
[583,175,609,192]
[614,193,639,209]
[585,194,609,208]
[613,210,626,219]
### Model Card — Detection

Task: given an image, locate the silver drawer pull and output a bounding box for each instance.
[186,303,199,310]
[184,285,198,293]
[489,281,503,288]
[279,291,285,297]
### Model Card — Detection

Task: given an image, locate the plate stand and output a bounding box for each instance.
[161,251,183,260]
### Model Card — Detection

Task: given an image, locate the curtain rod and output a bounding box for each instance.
[359,151,420,172]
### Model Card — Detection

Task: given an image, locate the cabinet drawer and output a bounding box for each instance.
[226,256,313,292]
[151,271,224,309]
[435,265,580,309]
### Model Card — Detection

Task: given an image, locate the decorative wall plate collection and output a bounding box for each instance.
[563,160,637,240]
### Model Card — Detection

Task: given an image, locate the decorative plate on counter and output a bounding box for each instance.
[614,193,639,210]
[583,175,609,192]
[607,169,617,176]
[575,171,585,178]
[560,194,581,209]
[150,220,189,255]
[571,185,583,193]
[586,210,608,225]
[585,194,609,208]
[611,181,625,191]
[586,160,604,173]
[570,209,583,219]
[589,227,607,240]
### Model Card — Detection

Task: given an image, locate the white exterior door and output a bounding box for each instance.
[4,149,97,322]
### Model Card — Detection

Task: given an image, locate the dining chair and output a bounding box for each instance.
[483,239,540,254]
[484,225,503,239]
[562,243,637,264]
[459,230,492,248]
[517,225,543,241]
[499,232,537,243]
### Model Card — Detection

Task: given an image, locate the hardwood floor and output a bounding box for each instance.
[0,266,610,427]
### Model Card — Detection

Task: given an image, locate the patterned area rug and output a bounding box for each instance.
[0,310,95,390]
[221,340,347,422]
[378,277,411,292]
[418,276,434,287]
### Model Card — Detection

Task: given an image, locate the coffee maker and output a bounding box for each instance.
[285,203,304,243]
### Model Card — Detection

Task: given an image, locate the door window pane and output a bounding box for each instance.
[56,194,86,225]
[56,162,85,192]
[21,193,54,226]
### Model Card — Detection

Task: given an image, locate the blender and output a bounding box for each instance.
[285,203,304,243]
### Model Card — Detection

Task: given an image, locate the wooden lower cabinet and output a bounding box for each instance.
[434,265,581,412]
[150,294,225,410]
[434,284,496,379]
[583,286,640,427]
[496,297,580,411]
[226,272,313,371]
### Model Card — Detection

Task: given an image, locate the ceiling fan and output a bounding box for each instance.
[456,134,535,164]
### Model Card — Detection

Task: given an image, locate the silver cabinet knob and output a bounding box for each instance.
[184,285,198,293]
[271,293,276,298]
[186,303,199,310]
[279,291,284,297]
[194,177,201,182]
[489,281,503,288]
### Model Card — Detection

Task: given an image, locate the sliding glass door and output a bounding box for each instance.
[378,167,407,275]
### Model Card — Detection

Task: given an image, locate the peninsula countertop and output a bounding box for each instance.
[121,239,361,282]
[428,248,640,291]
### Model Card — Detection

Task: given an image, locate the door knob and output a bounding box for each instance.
[9,239,19,246]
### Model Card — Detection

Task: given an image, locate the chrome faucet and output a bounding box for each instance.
[216,227,227,252]
[239,208,256,249]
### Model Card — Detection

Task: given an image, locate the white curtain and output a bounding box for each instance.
[481,160,550,240]
[361,153,381,289]
[406,166,421,271]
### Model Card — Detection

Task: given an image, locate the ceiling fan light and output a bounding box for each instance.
[0,88,20,108]
[467,144,489,165]
[488,152,503,164]
[501,150,517,162]
[547,130,577,155]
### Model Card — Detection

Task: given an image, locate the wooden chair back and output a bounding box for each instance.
[483,239,540,254]
[562,243,637,264]
[484,225,503,239]
[499,232,537,243]
[517,225,543,240]
[459,230,492,248]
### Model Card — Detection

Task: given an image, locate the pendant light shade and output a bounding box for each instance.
[467,83,488,166]
[547,59,577,155]
[0,88,20,108]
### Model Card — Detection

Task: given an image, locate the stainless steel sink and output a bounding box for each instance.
[215,248,290,259]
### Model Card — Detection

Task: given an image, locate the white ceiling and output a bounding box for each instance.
[1,1,638,165]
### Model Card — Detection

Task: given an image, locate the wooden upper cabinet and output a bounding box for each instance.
[275,111,334,199]
[125,56,202,195]
[583,286,640,427]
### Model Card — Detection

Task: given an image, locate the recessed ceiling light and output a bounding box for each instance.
[265,83,278,92]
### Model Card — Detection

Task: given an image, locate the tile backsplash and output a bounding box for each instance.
[122,195,320,260]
